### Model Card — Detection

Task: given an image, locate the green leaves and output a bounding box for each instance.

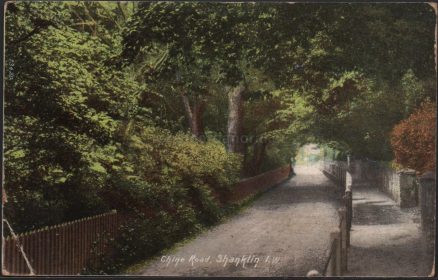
[4,1,435,241]
[90,162,107,174]
[4,2,145,232]
[6,149,26,160]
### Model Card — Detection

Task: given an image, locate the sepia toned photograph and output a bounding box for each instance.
[2,1,437,277]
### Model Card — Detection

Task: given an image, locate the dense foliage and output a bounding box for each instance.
[5,2,138,230]
[390,102,436,174]
[3,1,436,273]
[4,2,241,234]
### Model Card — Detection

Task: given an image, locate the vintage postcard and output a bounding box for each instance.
[2,1,436,277]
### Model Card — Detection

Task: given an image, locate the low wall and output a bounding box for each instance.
[224,165,291,203]
[349,160,418,208]
[377,168,417,208]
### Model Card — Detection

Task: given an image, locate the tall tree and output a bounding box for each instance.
[4,2,143,230]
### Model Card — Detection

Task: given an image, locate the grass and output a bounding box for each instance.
[123,202,250,274]
[123,227,206,274]
[123,179,288,274]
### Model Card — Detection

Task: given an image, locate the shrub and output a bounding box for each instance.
[390,102,436,174]
[84,209,200,275]
[119,125,242,222]
[84,125,242,273]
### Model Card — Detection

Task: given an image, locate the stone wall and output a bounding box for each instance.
[377,167,418,208]
[350,159,418,208]
[351,159,436,239]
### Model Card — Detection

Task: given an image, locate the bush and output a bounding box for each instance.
[84,209,200,275]
[83,125,242,273]
[119,125,242,222]
[390,102,436,174]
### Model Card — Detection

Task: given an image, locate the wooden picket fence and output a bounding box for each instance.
[3,165,291,276]
[3,210,122,275]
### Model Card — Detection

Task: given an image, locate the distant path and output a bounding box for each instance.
[346,186,434,276]
[135,165,340,276]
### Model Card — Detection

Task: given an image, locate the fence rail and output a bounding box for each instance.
[321,160,352,276]
[3,166,291,275]
[324,207,349,276]
[3,210,122,275]
[320,160,348,192]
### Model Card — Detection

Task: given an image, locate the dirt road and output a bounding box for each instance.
[135,165,341,276]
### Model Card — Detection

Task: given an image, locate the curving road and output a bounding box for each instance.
[134,165,341,277]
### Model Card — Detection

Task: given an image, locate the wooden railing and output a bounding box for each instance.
[3,210,122,275]
[321,160,348,192]
[324,207,349,276]
[320,160,353,276]
[3,166,291,275]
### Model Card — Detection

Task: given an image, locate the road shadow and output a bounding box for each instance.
[347,241,434,276]
[353,203,405,225]
[251,173,341,210]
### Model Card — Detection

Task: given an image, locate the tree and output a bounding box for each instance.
[4,1,243,236]
[5,2,436,234]
[4,1,143,231]
[121,3,283,150]
[267,4,436,160]
[121,3,231,140]
[390,102,436,174]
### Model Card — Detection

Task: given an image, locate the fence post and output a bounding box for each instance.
[342,167,346,192]
[338,208,348,273]
[338,165,341,187]
[335,229,342,276]
[344,191,352,230]
[345,170,353,230]
[329,231,340,276]
[398,170,418,208]
[419,171,436,240]
[344,191,352,247]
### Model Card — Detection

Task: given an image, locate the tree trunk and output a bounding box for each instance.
[227,83,245,153]
[182,95,206,140]
[252,141,268,175]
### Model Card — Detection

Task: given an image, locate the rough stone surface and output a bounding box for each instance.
[350,160,419,208]
[135,165,340,276]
